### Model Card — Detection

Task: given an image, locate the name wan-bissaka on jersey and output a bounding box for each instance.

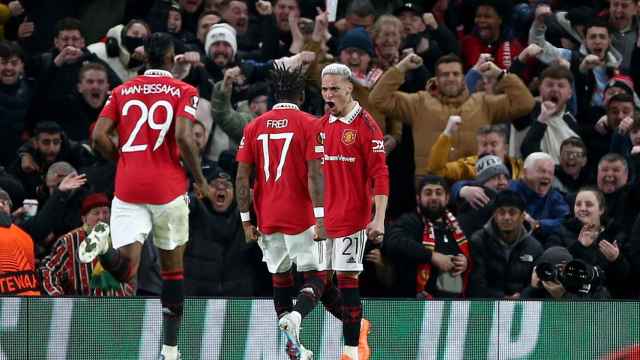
[120,84,182,97]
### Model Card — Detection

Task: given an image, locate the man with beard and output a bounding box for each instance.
[370,52,534,182]
[0,40,34,168]
[54,63,110,142]
[509,152,570,244]
[469,189,543,298]
[516,65,581,164]
[11,122,94,199]
[383,175,470,298]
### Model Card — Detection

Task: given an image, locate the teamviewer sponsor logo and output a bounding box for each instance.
[324,154,356,163]
[371,139,384,153]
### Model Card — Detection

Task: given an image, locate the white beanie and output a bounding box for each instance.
[205,23,237,59]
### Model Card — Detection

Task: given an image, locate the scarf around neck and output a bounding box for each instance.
[416,210,471,296]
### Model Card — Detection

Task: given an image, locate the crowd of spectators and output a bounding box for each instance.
[1,0,640,300]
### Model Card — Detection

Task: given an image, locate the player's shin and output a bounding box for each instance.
[321,277,344,320]
[272,272,294,318]
[99,249,135,283]
[161,270,185,348]
[337,273,362,348]
[292,270,328,318]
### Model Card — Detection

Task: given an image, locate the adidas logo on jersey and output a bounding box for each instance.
[347,257,356,264]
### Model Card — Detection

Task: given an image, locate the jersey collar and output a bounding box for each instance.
[272,103,300,111]
[144,69,173,77]
[329,101,362,124]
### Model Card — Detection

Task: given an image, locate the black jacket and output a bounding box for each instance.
[0,79,36,167]
[469,221,543,298]
[383,211,467,298]
[547,218,631,298]
[184,195,266,297]
[456,186,498,238]
[10,136,96,199]
[383,212,432,297]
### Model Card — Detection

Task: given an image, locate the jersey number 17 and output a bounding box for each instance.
[257,132,293,182]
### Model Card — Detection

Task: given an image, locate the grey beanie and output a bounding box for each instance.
[475,155,510,185]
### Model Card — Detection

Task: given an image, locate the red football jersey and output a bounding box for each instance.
[319,103,389,238]
[236,103,321,235]
[99,69,198,204]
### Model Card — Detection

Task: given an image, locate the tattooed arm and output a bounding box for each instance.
[235,162,259,242]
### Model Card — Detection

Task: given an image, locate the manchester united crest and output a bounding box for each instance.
[341,129,357,145]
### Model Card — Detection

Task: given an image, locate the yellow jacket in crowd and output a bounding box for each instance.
[369,67,534,177]
[426,133,524,182]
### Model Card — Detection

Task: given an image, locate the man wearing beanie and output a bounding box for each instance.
[39,193,134,296]
[469,189,543,298]
[338,27,375,86]
[0,187,39,295]
[205,23,238,68]
[457,154,510,237]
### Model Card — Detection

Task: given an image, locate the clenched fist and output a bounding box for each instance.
[396,53,423,72]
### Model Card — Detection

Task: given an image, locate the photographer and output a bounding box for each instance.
[522,246,610,299]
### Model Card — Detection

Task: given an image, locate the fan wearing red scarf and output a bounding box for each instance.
[385,175,471,299]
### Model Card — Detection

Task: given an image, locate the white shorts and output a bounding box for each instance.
[327,229,367,272]
[110,194,190,251]
[257,226,331,273]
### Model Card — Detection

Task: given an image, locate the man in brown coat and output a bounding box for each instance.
[369,53,535,180]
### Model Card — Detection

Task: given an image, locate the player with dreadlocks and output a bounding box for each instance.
[236,63,328,359]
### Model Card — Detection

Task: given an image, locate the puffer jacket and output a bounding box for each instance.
[469,221,543,298]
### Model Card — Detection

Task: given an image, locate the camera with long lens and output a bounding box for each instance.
[535,259,604,295]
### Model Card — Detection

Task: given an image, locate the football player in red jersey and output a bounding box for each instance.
[319,63,390,360]
[83,33,207,360]
[236,64,327,360]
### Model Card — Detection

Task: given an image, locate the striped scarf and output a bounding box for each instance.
[416,211,471,296]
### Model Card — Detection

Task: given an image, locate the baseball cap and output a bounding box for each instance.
[393,2,423,16]
[205,166,232,184]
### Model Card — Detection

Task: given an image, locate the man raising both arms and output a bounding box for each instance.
[320,63,389,360]
[82,33,208,360]
[235,64,328,360]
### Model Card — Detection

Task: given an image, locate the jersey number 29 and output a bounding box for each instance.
[121,99,174,153]
[257,132,293,181]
